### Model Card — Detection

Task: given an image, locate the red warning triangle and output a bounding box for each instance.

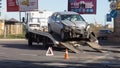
[46,47,54,56]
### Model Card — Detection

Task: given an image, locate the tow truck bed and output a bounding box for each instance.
[27,29,102,53]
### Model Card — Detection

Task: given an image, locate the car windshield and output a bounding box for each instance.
[61,14,85,21]
[30,18,40,23]
[29,24,40,27]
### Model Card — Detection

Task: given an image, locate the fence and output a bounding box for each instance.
[0,19,24,38]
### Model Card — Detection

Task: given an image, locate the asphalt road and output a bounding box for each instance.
[0,39,120,68]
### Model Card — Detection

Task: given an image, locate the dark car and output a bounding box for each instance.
[98,29,112,40]
[48,11,96,41]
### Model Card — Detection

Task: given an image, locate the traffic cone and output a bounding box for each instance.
[64,49,69,59]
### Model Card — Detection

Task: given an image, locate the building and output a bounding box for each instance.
[0,19,5,35]
[5,18,23,35]
[0,18,23,36]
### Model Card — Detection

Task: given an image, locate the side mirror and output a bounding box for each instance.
[56,20,60,23]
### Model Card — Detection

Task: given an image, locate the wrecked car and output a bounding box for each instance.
[48,11,96,41]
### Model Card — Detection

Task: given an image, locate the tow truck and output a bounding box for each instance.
[23,11,103,53]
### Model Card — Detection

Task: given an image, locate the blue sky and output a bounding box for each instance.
[1,0,111,25]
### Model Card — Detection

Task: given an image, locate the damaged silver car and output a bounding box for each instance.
[48,11,96,41]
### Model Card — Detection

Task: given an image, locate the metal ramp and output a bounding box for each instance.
[60,41,103,53]
[60,41,81,53]
[86,42,103,53]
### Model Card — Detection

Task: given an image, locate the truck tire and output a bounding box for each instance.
[28,38,33,46]
[42,38,52,48]
[25,33,29,39]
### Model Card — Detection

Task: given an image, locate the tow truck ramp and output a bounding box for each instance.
[60,41,103,53]
[28,30,102,53]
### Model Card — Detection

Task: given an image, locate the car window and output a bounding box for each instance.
[55,14,61,22]
[29,18,40,23]
[61,14,85,21]
[51,14,56,21]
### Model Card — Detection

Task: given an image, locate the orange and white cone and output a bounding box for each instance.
[64,49,69,59]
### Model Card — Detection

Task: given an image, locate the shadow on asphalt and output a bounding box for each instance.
[98,39,120,46]
[98,39,120,53]
[0,43,104,53]
[0,39,120,53]
[0,59,112,68]
[0,43,66,52]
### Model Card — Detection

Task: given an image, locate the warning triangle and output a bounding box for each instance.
[46,47,54,56]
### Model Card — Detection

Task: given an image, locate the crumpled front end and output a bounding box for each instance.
[63,25,91,39]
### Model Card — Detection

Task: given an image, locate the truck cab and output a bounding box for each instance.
[24,10,53,31]
[26,17,40,30]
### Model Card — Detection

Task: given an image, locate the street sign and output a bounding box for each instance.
[110,10,118,18]
[110,1,117,10]
[106,14,112,22]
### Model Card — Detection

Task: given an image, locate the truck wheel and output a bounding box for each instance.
[43,39,52,48]
[28,39,33,46]
[48,25,53,33]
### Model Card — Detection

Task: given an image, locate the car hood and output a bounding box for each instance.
[62,20,87,29]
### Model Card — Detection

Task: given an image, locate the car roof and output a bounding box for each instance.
[54,11,79,15]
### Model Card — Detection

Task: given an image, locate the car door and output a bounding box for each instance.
[49,13,57,32]
[54,14,62,34]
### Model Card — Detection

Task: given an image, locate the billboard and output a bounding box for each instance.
[7,0,38,12]
[68,0,96,14]
[7,0,19,12]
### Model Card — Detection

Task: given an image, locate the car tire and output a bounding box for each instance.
[48,25,53,33]
[60,30,66,41]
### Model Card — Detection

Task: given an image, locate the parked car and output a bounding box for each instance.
[98,29,112,40]
[48,11,96,41]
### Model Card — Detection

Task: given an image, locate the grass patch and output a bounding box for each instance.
[0,34,25,39]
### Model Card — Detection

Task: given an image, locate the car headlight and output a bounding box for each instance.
[86,25,90,31]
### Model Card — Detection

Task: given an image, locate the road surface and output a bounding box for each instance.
[0,39,119,68]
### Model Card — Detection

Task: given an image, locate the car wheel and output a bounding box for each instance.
[48,25,53,33]
[60,30,66,41]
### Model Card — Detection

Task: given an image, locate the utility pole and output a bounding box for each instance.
[0,0,6,38]
[114,0,120,33]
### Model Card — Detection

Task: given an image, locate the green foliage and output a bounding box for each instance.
[0,34,25,39]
